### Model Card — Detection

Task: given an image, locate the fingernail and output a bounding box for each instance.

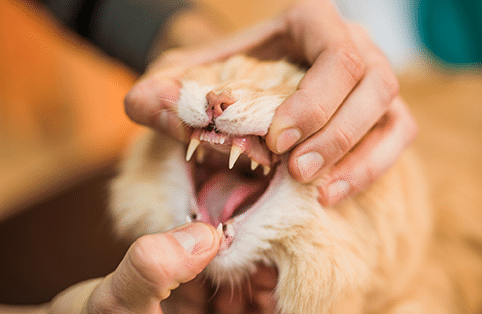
[328,180,350,204]
[276,128,302,153]
[172,223,216,255]
[297,152,324,181]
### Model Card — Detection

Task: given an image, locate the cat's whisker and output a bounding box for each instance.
[156,97,178,105]
[229,276,235,303]
[244,272,253,303]
[150,107,177,118]
[208,280,221,302]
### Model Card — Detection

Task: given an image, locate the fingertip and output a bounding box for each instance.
[124,77,182,129]
[317,180,351,206]
[288,149,325,183]
[274,127,302,154]
[170,222,221,259]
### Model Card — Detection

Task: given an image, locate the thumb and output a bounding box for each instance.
[91,223,221,313]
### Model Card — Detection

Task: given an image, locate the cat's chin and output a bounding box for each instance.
[183,127,285,253]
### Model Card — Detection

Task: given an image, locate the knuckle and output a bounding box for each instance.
[372,67,400,104]
[404,111,419,142]
[332,45,366,84]
[332,125,357,155]
[296,90,330,128]
[348,22,368,37]
[364,163,380,186]
[124,87,146,122]
[312,100,330,127]
[128,235,168,283]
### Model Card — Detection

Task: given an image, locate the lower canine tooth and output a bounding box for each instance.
[229,145,243,169]
[216,223,224,238]
[186,138,200,161]
[263,166,271,176]
[251,160,259,171]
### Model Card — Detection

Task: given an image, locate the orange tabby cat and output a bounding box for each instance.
[110,55,472,313]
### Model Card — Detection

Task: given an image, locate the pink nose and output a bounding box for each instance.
[206,91,235,118]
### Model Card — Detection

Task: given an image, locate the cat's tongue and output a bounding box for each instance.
[197,170,265,226]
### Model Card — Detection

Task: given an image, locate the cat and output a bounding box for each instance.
[109,55,465,313]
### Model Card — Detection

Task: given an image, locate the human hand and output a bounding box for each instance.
[49,222,221,313]
[124,0,417,206]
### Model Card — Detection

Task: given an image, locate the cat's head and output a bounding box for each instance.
[176,56,314,282]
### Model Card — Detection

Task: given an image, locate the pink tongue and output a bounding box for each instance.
[197,171,264,225]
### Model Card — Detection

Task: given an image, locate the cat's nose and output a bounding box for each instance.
[206,91,235,118]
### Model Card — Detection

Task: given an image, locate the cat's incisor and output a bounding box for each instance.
[110,55,467,313]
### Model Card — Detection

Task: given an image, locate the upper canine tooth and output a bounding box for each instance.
[220,137,225,145]
[251,160,259,171]
[229,145,243,169]
[263,165,271,176]
[186,138,200,161]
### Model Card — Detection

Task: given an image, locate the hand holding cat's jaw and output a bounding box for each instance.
[85,223,221,314]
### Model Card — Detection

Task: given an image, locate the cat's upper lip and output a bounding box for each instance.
[186,128,277,170]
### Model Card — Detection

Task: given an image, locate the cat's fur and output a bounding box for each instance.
[110,56,471,313]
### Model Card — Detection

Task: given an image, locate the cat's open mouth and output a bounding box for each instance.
[185,127,281,251]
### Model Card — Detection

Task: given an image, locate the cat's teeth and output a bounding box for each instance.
[216,223,224,237]
[229,145,243,169]
[185,215,192,223]
[220,137,226,145]
[186,138,200,161]
[251,160,259,171]
[195,146,205,163]
[263,165,271,176]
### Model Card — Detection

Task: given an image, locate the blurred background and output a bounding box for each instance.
[0,0,481,306]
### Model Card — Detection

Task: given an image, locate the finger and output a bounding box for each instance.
[124,76,190,142]
[250,266,278,314]
[283,21,399,182]
[163,277,210,314]
[317,97,418,206]
[265,0,365,156]
[287,49,398,182]
[106,223,221,312]
[253,290,278,314]
[124,18,286,136]
[250,265,278,290]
